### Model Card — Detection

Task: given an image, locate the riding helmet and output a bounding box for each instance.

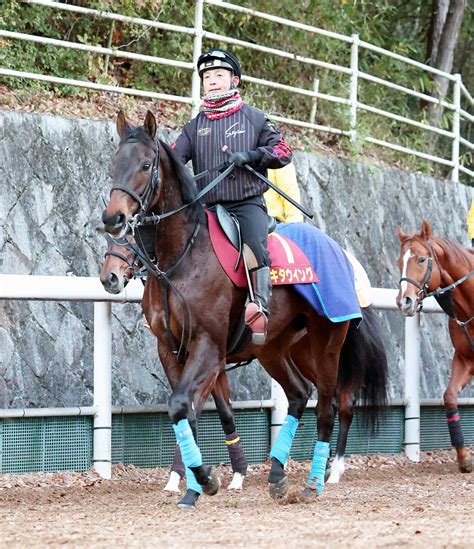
[197,48,241,79]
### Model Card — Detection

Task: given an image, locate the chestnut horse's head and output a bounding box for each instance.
[396,219,441,316]
[100,235,138,294]
[102,110,160,237]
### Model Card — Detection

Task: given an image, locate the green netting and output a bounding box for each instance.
[1,405,473,474]
[112,409,270,467]
[0,416,92,473]
[420,406,474,451]
[291,406,405,460]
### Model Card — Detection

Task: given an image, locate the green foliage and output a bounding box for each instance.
[1,0,472,179]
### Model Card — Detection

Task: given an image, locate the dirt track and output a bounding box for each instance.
[0,450,472,548]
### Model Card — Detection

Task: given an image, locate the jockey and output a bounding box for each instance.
[467,198,474,247]
[172,48,293,344]
[265,162,304,223]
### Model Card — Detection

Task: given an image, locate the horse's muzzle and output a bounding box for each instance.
[101,211,127,237]
[100,271,124,295]
[397,295,417,316]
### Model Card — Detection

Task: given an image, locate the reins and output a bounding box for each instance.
[108,140,236,362]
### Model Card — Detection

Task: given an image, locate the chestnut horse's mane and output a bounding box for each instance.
[408,231,474,269]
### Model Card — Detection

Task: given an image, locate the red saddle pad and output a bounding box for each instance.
[206,210,318,288]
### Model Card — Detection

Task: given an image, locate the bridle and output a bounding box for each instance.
[104,234,140,279]
[399,239,474,349]
[109,136,161,224]
[398,241,435,304]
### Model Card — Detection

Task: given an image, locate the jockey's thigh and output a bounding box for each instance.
[221,196,270,267]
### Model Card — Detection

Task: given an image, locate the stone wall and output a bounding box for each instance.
[0,110,472,408]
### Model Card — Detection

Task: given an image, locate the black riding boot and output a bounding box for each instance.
[245,266,271,345]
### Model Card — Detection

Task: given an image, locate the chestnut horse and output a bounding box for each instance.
[396,220,473,473]
[102,111,388,507]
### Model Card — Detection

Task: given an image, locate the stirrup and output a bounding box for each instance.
[245,301,268,345]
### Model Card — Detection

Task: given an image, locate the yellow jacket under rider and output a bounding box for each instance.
[467,198,474,241]
[265,163,304,223]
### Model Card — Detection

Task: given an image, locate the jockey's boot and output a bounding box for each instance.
[245,266,271,345]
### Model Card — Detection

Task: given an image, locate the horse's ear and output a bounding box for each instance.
[144,110,157,140]
[421,219,432,239]
[396,226,408,241]
[116,110,131,139]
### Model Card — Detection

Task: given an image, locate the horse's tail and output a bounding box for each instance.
[338,305,389,433]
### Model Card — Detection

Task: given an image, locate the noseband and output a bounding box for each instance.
[104,235,140,276]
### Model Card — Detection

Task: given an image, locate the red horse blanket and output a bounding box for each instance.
[206,210,318,288]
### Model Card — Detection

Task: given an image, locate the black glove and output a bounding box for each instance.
[228,149,263,167]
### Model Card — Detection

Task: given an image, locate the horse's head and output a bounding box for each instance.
[100,234,138,294]
[396,219,441,316]
[102,110,160,237]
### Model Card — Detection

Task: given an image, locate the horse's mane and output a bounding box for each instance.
[410,232,474,268]
[432,235,474,267]
[159,140,204,221]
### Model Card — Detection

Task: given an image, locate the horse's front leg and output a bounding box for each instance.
[168,334,223,499]
[444,350,472,473]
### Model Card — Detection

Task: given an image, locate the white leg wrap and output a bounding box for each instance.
[163,470,182,493]
[327,457,345,484]
[227,472,244,490]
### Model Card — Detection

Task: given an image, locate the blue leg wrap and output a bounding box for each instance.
[269,415,299,465]
[185,466,203,495]
[172,419,203,469]
[307,441,330,495]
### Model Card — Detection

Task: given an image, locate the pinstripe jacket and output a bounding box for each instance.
[172,104,292,205]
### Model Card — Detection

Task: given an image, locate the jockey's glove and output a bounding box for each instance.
[228,149,263,167]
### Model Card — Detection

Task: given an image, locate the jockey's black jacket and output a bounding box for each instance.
[172,104,292,205]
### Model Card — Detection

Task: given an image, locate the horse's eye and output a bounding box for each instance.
[418,257,426,264]
[143,163,151,171]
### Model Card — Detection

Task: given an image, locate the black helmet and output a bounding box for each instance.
[197,49,241,79]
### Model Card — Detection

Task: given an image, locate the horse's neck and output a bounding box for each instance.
[154,179,199,271]
[434,240,474,313]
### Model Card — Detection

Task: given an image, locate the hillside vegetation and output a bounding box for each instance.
[1,1,472,180]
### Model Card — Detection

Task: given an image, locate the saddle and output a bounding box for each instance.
[211,203,277,272]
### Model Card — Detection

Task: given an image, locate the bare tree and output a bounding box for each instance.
[426,0,467,128]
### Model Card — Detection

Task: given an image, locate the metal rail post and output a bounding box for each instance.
[270,379,289,447]
[349,34,359,141]
[191,0,204,118]
[93,301,112,479]
[404,313,421,462]
[451,73,461,183]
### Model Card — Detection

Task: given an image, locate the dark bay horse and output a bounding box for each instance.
[99,231,388,488]
[99,235,248,499]
[396,220,473,473]
[102,110,388,506]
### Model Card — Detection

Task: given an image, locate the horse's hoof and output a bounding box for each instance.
[202,470,220,496]
[269,476,288,499]
[227,472,244,490]
[458,458,472,474]
[177,489,200,510]
[301,486,318,500]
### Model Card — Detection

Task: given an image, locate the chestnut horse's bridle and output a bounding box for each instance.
[399,239,474,349]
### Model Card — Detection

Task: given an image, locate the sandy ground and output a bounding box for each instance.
[0,449,472,548]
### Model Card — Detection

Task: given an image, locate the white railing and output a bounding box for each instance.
[0,0,471,181]
[0,274,457,476]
